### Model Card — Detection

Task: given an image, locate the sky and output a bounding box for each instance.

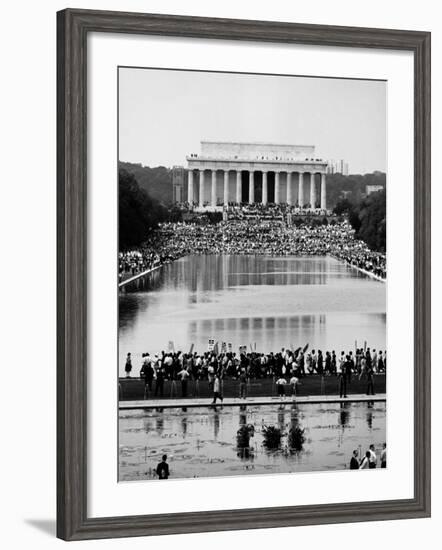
[118,67,386,175]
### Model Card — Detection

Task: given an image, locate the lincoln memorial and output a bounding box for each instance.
[186,141,328,210]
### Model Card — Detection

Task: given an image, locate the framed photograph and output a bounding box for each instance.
[57,8,431,541]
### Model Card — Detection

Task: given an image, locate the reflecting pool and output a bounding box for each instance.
[119,401,386,481]
[119,255,386,377]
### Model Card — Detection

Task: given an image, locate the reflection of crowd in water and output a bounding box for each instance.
[125,346,385,398]
[119,220,386,281]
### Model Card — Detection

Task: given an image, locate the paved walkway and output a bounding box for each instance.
[119,264,161,288]
[119,393,386,410]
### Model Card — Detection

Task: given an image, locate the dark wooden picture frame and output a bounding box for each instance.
[57,8,431,541]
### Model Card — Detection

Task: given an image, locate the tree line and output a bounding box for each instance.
[119,169,169,249]
[333,189,386,252]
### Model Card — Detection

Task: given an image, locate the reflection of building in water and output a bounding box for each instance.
[366,403,374,429]
[239,405,247,427]
[189,314,327,353]
[187,141,328,209]
[277,405,286,431]
[339,402,350,428]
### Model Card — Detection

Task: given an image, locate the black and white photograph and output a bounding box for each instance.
[118,67,387,482]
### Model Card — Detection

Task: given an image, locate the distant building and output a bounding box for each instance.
[172,165,185,202]
[327,159,349,176]
[366,184,384,196]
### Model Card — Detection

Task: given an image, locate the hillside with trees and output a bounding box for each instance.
[325,171,385,208]
[119,168,168,249]
[119,161,177,204]
[334,189,386,252]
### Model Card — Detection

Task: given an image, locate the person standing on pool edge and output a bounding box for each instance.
[212,374,223,404]
[124,352,132,378]
[156,454,170,479]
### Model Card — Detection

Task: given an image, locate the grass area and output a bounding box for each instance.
[119,374,386,401]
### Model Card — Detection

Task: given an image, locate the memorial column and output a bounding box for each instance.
[211,169,217,207]
[262,171,268,205]
[320,173,327,210]
[199,169,205,207]
[236,170,242,204]
[275,171,280,204]
[223,170,229,205]
[287,172,293,205]
[187,169,194,204]
[249,170,255,204]
[298,172,304,208]
[310,172,316,208]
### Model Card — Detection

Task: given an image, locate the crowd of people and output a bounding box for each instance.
[350,443,387,470]
[124,345,386,398]
[119,219,386,281]
[119,249,161,281]
[224,203,329,221]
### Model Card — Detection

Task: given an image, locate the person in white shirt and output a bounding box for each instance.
[177,368,190,398]
[276,377,287,398]
[372,349,378,373]
[368,444,377,468]
[211,374,223,404]
[359,451,371,469]
[208,364,215,390]
[289,375,299,397]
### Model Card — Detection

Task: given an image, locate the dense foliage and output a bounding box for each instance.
[288,426,306,452]
[262,425,283,449]
[326,171,386,208]
[119,161,175,204]
[333,189,386,252]
[119,169,168,249]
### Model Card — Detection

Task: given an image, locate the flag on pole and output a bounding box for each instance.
[303,343,309,353]
[189,343,194,355]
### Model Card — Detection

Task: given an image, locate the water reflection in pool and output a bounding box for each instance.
[119,401,386,481]
[119,255,386,376]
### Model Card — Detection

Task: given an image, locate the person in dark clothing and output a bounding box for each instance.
[325,351,331,375]
[239,369,247,399]
[298,352,305,377]
[366,364,375,395]
[140,356,155,393]
[346,353,354,386]
[365,348,372,370]
[124,353,132,378]
[350,449,359,470]
[317,350,323,375]
[154,367,165,397]
[156,454,170,479]
[339,356,350,398]
[331,351,337,375]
